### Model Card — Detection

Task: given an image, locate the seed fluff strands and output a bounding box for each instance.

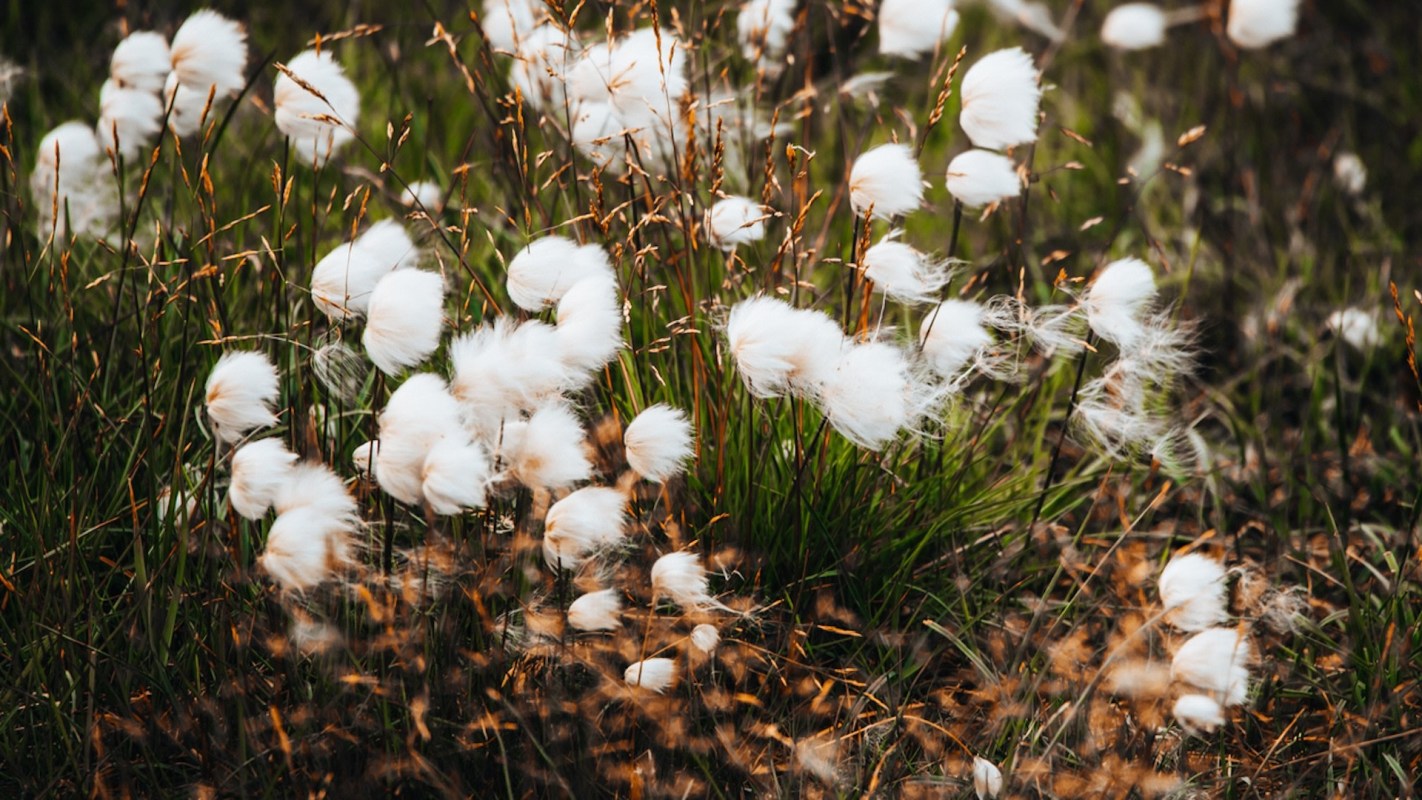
[725,296,846,398]
[920,299,997,381]
[861,233,951,305]
[1082,256,1157,350]
[260,462,360,592]
[959,47,1041,151]
[849,143,924,220]
[31,122,117,238]
[818,340,937,451]
[274,49,361,165]
[624,658,677,693]
[1173,693,1226,735]
[482,0,548,53]
[311,220,418,322]
[1226,0,1300,50]
[506,236,614,312]
[737,0,797,66]
[945,149,1023,208]
[878,0,960,59]
[451,320,576,438]
[1159,552,1229,632]
[110,31,171,93]
[228,438,298,520]
[567,588,623,632]
[650,551,733,612]
[543,486,628,570]
[421,438,492,515]
[553,273,625,381]
[706,195,769,250]
[372,374,465,505]
[165,10,248,137]
[205,351,280,443]
[498,404,593,491]
[97,80,164,161]
[690,623,721,654]
[972,757,1004,799]
[1171,627,1252,707]
[1101,4,1168,50]
[623,404,694,483]
[363,269,447,375]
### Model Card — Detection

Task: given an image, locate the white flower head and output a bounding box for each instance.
[1101,4,1168,50]
[726,296,846,398]
[1327,307,1380,350]
[920,299,994,380]
[351,440,374,474]
[651,550,727,611]
[543,486,628,570]
[97,80,164,161]
[311,220,418,322]
[988,0,1065,42]
[373,373,465,505]
[960,47,1041,151]
[259,505,357,592]
[624,404,694,483]
[421,438,491,515]
[499,403,593,491]
[482,0,548,53]
[569,28,688,131]
[1227,0,1300,49]
[570,100,623,169]
[450,319,575,437]
[31,121,116,238]
[849,143,924,220]
[707,195,769,250]
[567,588,623,632]
[624,657,677,692]
[509,25,579,111]
[507,236,614,312]
[1173,693,1226,735]
[110,31,171,93]
[878,0,960,59]
[274,49,361,165]
[166,10,248,136]
[229,438,298,519]
[738,0,798,65]
[402,179,446,211]
[972,757,1003,799]
[206,351,280,443]
[1332,152,1366,196]
[1082,256,1157,349]
[555,274,625,380]
[818,340,936,450]
[861,233,950,305]
[1159,552,1229,632]
[363,269,446,375]
[945,149,1022,208]
[690,623,720,653]
[1171,627,1252,706]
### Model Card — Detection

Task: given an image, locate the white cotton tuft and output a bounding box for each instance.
[1101,4,1168,50]
[258,505,357,592]
[878,0,960,59]
[569,28,687,132]
[624,658,677,692]
[818,341,930,450]
[166,10,247,136]
[1173,693,1226,735]
[274,49,361,165]
[274,462,359,524]
[988,0,1065,42]
[1332,152,1366,196]
[402,179,446,211]
[861,234,950,305]
[1171,627,1252,706]
[849,143,924,220]
[554,274,625,380]
[205,351,280,443]
[421,438,491,515]
[373,373,465,505]
[624,404,694,483]
[651,550,725,611]
[945,149,1022,208]
[707,196,769,250]
[311,220,418,322]
[509,25,579,111]
[31,121,117,238]
[569,101,624,169]
[1083,256,1157,349]
[110,31,171,93]
[1159,552,1229,632]
[972,757,1003,799]
[690,623,720,653]
[1327,307,1380,350]
[351,441,374,474]
[498,404,593,490]
[543,486,627,570]
[959,47,1041,151]
[920,299,994,380]
[229,438,298,519]
[738,0,798,65]
[506,236,614,311]
[482,0,547,53]
[363,269,446,375]
[1226,0,1300,50]
[726,296,846,398]
[567,588,622,632]
[97,80,164,162]
[450,319,576,436]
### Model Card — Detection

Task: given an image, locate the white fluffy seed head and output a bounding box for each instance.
[374,374,465,505]
[819,341,933,451]
[311,220,417,322]
[878,0,960,59]
[554,274,624,379]
[169,10,248,102]
[567,588,623,632]
[1159,552,1229,632]
[509,25,579,111]
[972,757,1003,799]
[1327,307,1380,350]
[960,47,1041,151]
[624,658,677,692]
[651,550,719,611]
[920,299,993,379]
[205,351,280,443]
[1083,257,1157,349]
[707,196,769,250]
[402,179,445,211]
[690,623,720,653]
[483,0,549,53]
[726,296,846,398]
[110,31,171,93]
[274,49,361,164]
[1226,0,1300,49]
[570,100,623,169]
[499,404,592,491]
[1171,627,1252,706]
[363,269,446,375]
[351,441,374,474]
[624,404,694,483]
[450,319,575,437]
[1101,4,1168,50]
[1173,693,1226,735]
[1332,152,1366,196]
[259,505,356,592]
[507,236,614,311]
[861,234,950,305]
[543,486,628,570]
[849,143,924,220]
[421,438,491,515]
[96,80,164,161]
[229,438,298,519]
[273,461,359,523]
[569,28,687,131]
[31,121,116,238]
[738,0,798,64]
[945,149,1022,208]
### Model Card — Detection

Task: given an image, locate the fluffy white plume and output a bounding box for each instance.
[1332,152,1366,196]
[110,31,171,93]
[205,351,280,443]
[1159,552,1229,632]
[818,341,933,450]
[351,441,374,474]
[229,438,298,519]
[274,461,359,522]
[861,234,950,305]
[402,180,445,211]
[482,0,547,52]
[421,438,492,515]
[1101,4,1168,50]
[274,49,360,164]
[373,374,465,505]
[920,299,995,380]
[987,0,1065,42]
[166,10,247,136]
[450,319,575,436]
[31,121,117,238]
[878,0,960,59]
[509,25,578,111]
[1083,256,1157,349]
[1171,627,1252,706]
[945,149,1022,208]
[738,0,798,65]
[690,623,720,653]
[498,404,592,490]
[726,296,846,398]
[651,551,727,611]
[1327,307,1380,350]
[569,28,687,131]
[543,486,628,569]
[1173,693,1226,735]
[259,506,356,592]
[507,236,614,312]
[567,588,623,632]
[1226,0,1299,49]
[849,143,924,220]
[554,274,625,379]
[97,80,164,161]
[311,220,417,322]
[959,47,1041,151]
[624,658,677,693]
[570,101,623,169]
[363,269,446,375]
[624,404,694,483]
[707,196,769,250]
[972,757,1003,799]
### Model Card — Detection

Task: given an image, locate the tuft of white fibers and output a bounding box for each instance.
[1226,0,1299,50]
[988,0,1065,42]
[311,220,418,322]
[402,179,445,211]
[97,80,164,162]
[421,438,491,515]
[450,319,576,436]
[554,274,625,380]
[1173,693,1226,735]
[920,299,995,381]
[849,143,924,220]
[945,149,1022,208]
[1327,307,1380,350]
[1101,4,1168,50]
[878,0,960,60]
[861,233,950,305]
[205,351,280,443]
[972,757,1004,799]
[569,28,688,132]
[1082,256,1157,349]
[259,505,357,593]
[738,0,798,65]
[567,588,623,632]
[725,296,846,398]
[166,10,247,136]
[229,438,298,519]
[624,404,694,483]
[570,101,624,169]
[274,49,361,165]
[542,486,628,570]
[1171,627,1252,706]
[1332,152,1366,196]
[31,121,117,238]
[959,47,1042,151]
[624,658,677,693]
[651,550,729,612]
[818,341,934,451]
[274,461,359,523]
[509,25,579,111]
[363,269,446,375]
[506,236,614,312]
[498,403,593,490]
[351,441,374,474]
[373,373,465,504]
[1159,552,1229,632]
[690,623,720,653]
[110,31,171,93]
[482,0,547,53]
[707,195,769,250]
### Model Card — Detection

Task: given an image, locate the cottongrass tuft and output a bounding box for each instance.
[553,273,624,379]
[877,0,960,59]
[312,341,368,402]
[1327,307,1380,350]
[972,756,1004,799]
[707,195,769,250]
[229,438,298,519]
[1173,693,1226,735]
[311,220,418,322]
[543,487,628,570]
[623,404,694,483]
[97,80,164,161]
[420,438,492,515]
[205,351,280,443]
[1332,152,1366,196]
[1226,0,1300,49]
[567,588,623,632]
[624,658,677,693]
[450,319,574,435]
[1171,627,1252,706]
[260,461,359,593]
[497,403,593,491]
[849,143,924,220]
[165,10,248,137]
[861,233,951,305]
[1082,256,1158,349]
[959,47,1041,151]
[737,0,798,66]
[506,236,614,312]
[725,296,845,398]
[1100,3,1168,50]
[690,623,720,653]
[363,269,446,375]
[919,299,1011,382]
[110,31,171,93]
[274,49,361,164]
[372,373,464,505]
[651,550,729,612]
[402,179,446,211]
[1159,552,1229,632]
[817,340,936,451]
[945,149,1022,208]
[32,121,116,238]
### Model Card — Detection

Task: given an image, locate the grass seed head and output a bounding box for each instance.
[205,351,280,443]
[229,438,299,520]
[960,47,1042,151]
